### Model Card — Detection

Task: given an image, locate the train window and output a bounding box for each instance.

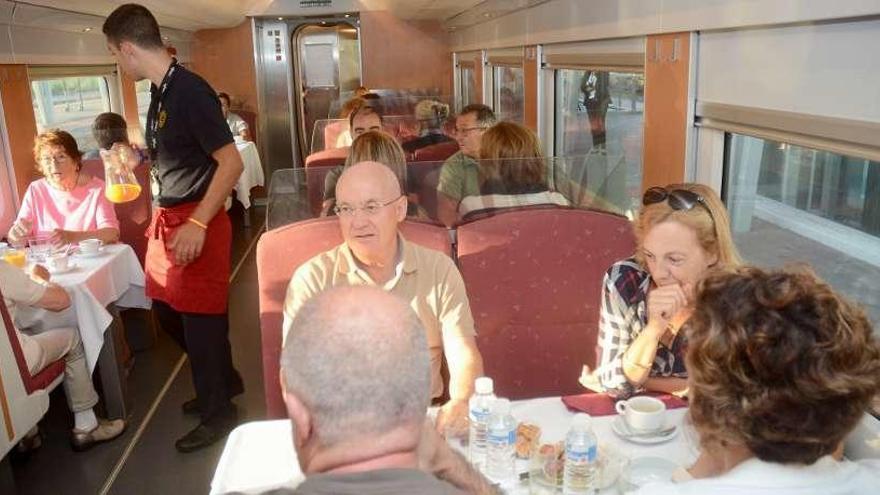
[493,65,524,123]
[724,133,880,325]
[460,65,476,109]
[554,69,644,213]
[30,76,112,152]
[135,79,152,131]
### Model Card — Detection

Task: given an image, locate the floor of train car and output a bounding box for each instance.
[8,202,268,495]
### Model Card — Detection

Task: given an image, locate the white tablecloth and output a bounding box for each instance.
[210,397,696,495]
[235,141,265,209]
[50,244,150,372]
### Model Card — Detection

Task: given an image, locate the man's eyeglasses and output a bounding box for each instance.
[642,186,714,222]
[453,126,487,136]
[334,195,403,217]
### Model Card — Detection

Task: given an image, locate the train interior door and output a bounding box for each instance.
[292,22,361,164]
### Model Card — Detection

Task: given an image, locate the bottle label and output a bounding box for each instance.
[566,444,597,463]
[487,430,515,446]
[470,408,490,422]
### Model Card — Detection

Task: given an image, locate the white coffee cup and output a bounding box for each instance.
[47,253,70,272]
[79,239,101,255]
[615,396,666,433]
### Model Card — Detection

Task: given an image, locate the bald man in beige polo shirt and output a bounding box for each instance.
[282,161,484,434]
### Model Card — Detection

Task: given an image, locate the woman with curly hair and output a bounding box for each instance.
[640,267,880,494]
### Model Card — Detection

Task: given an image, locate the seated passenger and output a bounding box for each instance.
[639,267,880,494]
[323,103,384,206]
[436,104,496,226]
[593,184,740,397]
[330,96,367,148]
[0,261,125,450]
[457,122,569,221]
[283,161,485,434]
[402,100,455,154]
[279,286,495,494]
[321,130,427,218]
[7,130,119,248]
[83,112,129,160]
[218,92,249,142]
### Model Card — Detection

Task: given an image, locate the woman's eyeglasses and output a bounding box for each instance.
[642,186,715,222]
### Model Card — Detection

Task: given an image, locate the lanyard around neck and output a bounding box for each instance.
[146,58,179,157]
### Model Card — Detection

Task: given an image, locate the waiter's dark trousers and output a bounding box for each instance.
[153,300,243,423]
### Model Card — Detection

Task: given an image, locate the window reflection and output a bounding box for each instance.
[135,79,152,132]
[460,66,475,108]
[30,76,112,151]
[554,70,645,214]
[725,133,880,325]
[493,65,524,123]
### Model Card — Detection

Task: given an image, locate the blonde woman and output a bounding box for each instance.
[401,99,454,154]
[457,122,568,221]
[321,130,425,218]
[594,183,741,397]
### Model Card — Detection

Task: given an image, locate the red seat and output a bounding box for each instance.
[0,287,64,396]
[456,208,635,400]
[81,158,152,266]
[406,160,445,221]
[257,217,451,418]
[304,147,348,168]
[412,141,459,162]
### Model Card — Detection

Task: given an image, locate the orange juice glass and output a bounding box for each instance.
[2,249,26,268]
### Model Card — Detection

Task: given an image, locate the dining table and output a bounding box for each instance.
[235,140,265,209]
[23,243,150,419]
[209,396,698,495]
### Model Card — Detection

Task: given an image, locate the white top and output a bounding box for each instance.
[226,112,249,137]
[636,456,880,495]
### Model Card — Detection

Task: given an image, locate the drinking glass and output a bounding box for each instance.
[2,248,26,268]
[27,235,53,264]
[100,145,142,203]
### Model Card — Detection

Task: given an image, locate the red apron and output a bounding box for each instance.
[145,202,231,314]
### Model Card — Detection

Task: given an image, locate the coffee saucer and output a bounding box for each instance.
[611,416,678,444]
[47,262,77,275]
[74,247,105,258]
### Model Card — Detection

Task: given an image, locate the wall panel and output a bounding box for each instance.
[0,65,38,197]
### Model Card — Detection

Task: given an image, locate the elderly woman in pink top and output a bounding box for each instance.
[7,130,119,247]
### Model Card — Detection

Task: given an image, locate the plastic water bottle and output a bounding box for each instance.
[468,376,495,471]
[485,398,516,482]
[563,413,599,495]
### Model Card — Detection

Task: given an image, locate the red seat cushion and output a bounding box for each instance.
[305,147,349,168]
[258,217,451,418]
[412,141,459,162]
[0,286,64,394]
[456,208,635,400]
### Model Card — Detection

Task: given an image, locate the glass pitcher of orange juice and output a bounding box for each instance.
[100,144,142,203]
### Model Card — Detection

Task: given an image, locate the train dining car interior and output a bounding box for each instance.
[0,0,878,494]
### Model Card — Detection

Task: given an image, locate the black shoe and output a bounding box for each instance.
[174,411,237,453]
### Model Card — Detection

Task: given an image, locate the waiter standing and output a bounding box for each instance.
[103,4,244,452]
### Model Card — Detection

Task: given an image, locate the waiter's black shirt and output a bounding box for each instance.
[148,64,233,207]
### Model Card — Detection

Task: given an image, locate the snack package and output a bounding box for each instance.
[515,422,541,459]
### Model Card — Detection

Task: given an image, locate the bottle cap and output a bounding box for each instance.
[571,412,592,429]
[475,376,494,395]
[491,398,510,415]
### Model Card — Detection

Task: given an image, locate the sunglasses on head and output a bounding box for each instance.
[642,186,714,221]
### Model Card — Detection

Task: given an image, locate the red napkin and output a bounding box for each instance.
[561,392,688,416]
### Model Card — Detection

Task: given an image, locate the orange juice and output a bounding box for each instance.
[2,249,26,268]
[106,183,142,203]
